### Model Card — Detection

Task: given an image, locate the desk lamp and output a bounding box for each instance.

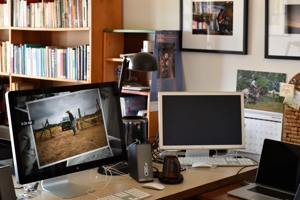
[98,52,158,175]
[118,52,158,94]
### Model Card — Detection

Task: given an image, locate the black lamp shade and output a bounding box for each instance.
[128,52,158,71]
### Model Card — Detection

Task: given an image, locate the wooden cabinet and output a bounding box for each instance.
[0,0,122,89]
[103,29,158,142]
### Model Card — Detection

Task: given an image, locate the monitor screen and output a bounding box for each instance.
[5,82,127,198]
[158,92,245,150]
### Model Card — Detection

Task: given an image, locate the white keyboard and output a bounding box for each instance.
[178,156,256,167]
[97,188,151,200]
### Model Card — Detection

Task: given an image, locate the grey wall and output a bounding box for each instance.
[123,0,300,92]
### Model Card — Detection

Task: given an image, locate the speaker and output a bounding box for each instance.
[123,116,148,145]
[128,143,153,182]
[0,165,16,199]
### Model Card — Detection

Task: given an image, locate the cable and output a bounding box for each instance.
[87,164,135,199]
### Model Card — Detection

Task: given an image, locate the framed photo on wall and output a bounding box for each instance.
[265,0,300,60]
[180,0,248,55]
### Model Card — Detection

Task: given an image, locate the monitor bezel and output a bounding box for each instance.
[158,91,245,150]
[6,82,127,184]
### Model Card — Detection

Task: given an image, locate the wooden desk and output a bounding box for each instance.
[13,163,256,200]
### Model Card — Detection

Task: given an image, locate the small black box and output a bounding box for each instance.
[123,116,148,145]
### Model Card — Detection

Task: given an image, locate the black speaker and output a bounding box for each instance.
[123,116,148,145]
[0,165,16,199]
[128,143,153,182]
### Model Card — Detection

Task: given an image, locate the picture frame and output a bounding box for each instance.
[180,0,248,55]
[265,0,300,60]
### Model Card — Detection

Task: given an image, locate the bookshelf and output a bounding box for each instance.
[0,0,122,124]
[103,29,158,142]
[0,0,122,87]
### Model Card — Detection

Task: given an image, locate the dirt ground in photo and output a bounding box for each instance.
[34,122,107,166]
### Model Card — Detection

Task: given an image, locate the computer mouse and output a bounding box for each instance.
[191,162,216,168]
[142,182,165,190]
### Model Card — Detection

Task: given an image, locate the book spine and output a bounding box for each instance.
[9,42,12,73]
[55,48,60,78]
[19,44,23,74]
[72,47,76,80]
[77,0,82,27]
[76,46,80,80]
[30,3,35,27]
[80,45,83,80]
[2,42,6,73]
[62,49,66,78]
[82,0,87,27]
[56,0,61,28]
[0,44,2,72]
[31,48,36,76]
[44,46,48,77]
[13,45,17,74]
[86,44,90,81]
[83,44,87,80]
[51,48,55,78]
[41,48,44,76]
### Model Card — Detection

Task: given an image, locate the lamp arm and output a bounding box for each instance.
[118,56,128,94]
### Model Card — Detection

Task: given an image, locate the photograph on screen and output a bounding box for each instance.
[25,89,112,168]
[236,69,286,113]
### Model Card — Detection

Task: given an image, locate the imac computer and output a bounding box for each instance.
[158,91,245,156]
[5,82,127,198]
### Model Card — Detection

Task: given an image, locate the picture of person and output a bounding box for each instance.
[66,110,76,135]
[217,9,227,35]
[19,126,37,176]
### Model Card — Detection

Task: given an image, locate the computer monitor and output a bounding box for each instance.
[158,91,245,156]
[5,82,127,198]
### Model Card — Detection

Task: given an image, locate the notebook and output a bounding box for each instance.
[228,139,300,200]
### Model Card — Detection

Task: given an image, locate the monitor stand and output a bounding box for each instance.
[185,149,228,157]
[41,175,91,199]
[185,150,210,157]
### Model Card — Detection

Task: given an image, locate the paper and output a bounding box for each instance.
[283,90,300,110]
[280,82,294,97]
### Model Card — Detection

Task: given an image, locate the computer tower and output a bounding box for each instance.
[0,165,16,199]
[123,117,148,145]
[128,143,153,182]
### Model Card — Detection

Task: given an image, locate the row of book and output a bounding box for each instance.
[0,3,9,27]
[13,0,91,28]
[0,42,90,81]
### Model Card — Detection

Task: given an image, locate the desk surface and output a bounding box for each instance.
[13,163,256,200]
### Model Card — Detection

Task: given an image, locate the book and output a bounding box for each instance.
[120,96,146,117]
[23,44,44,75]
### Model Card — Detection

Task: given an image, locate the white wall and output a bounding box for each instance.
[123,0,300,92]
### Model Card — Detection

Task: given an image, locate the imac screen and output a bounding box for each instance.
[5,82,127,185]
[158,92,245,150]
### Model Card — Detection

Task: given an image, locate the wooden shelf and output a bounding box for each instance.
[0,0,123,125]
[0,0,122,89]
[103,29,157,142]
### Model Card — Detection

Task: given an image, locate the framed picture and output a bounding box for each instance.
[265,0,300,60]
[180,0,248,54]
